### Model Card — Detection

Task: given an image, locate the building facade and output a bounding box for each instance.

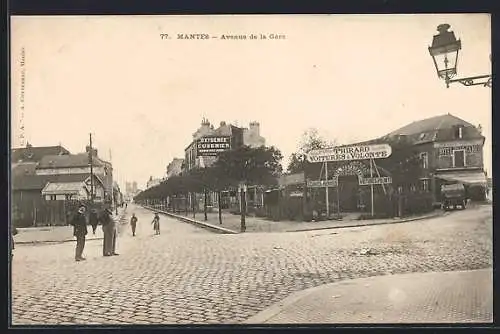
[146,176,163,189]
[166,158,184,179]
[184,119,266,172]
[11,144,112,227]
[379,113,487,203]
[300,113,488,217]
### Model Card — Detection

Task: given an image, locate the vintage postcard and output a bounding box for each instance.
[10,14,492,325]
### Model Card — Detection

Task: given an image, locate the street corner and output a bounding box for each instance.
[245,269,493,324]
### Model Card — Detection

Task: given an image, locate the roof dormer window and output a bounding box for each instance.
[454,125,464,139]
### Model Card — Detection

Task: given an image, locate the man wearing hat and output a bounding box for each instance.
[101,207,119,256]
[71,203,88,261]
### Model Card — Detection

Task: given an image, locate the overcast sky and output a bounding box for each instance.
[11,14,491,190]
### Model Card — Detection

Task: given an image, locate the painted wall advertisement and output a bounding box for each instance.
[197,136,231,156]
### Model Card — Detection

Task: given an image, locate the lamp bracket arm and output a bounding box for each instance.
[448,74,492,87]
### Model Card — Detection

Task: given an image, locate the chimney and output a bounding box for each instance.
[86,145,98,157]
[249,121,260,136]
[201,117,210,127]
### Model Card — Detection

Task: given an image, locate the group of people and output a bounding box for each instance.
[70,204,161,262]
[70,203,119,262]
[129,212,161,236]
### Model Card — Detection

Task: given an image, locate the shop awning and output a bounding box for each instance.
[435,171,487,186]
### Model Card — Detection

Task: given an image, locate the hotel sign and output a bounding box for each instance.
[306,144,392,163]
[197,136,231,156]
[359,177,392,185]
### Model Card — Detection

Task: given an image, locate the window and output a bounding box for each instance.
[420,179,430,192]
[454,125,464,139]
[49,195,56,201]
[453,150,466,168]
[419,152,429,169]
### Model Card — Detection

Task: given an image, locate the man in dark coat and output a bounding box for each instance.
[71,204,88,261]
[101,208,119,256]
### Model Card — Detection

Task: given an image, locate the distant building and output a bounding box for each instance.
[125,181,138,194]
[146,176,163,189]
[166,158,184,179]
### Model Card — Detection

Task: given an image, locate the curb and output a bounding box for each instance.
[243,268,492,324]
[15,237,105,245]
[14,211,128,246]
[142,206,238,234]
[286,212,447,233]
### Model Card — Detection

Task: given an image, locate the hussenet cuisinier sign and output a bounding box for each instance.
[197,136,231,156]
[306,144,392,163]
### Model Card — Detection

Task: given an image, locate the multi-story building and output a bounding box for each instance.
[181,119,267,211]
[379,113,487,202]
[166,158,184,179]
[35,146,112,202]
[184,118,265,172]
[303,113,487,213]
[11,144,110,227]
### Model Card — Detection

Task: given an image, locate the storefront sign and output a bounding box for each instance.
[359,177,392,185]
[197,136,231,156]
[307,179,338,188]
[306,144,392,163]
[289,191,303,197]
[437,144,481,156]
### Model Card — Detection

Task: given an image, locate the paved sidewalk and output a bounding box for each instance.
[14,208,129,244]
[145,205,447,233]
[244,269,493,324]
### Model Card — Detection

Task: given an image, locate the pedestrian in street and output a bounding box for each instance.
[152,213,160,235]
[71,204,88,262]
[130,213,138,236]
[101,208,119,256]
[89,208,99,235]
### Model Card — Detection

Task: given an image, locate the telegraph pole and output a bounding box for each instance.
[89,133,94,204]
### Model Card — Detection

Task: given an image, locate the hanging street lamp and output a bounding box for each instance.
[428,23,491,88]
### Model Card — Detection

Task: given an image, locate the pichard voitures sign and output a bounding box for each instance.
[306,144,392,163]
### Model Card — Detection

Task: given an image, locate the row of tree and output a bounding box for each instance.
[136,128,425,230]
[134,145,283,232]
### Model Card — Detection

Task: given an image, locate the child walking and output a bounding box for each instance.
[152,213,160,235]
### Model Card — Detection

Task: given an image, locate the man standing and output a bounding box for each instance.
[71,204,88,262]
[101,208,119,256]
[130,213,138,236]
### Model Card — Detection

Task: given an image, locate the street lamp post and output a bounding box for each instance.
[428,24,491,88]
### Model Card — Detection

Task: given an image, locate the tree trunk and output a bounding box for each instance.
[240,188,247,232]
[192,193,196,218]
[204,190,208,221]
[185,193,188,216]
[218,191,222,224]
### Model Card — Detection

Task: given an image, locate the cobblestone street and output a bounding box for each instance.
[11,204,492,325]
